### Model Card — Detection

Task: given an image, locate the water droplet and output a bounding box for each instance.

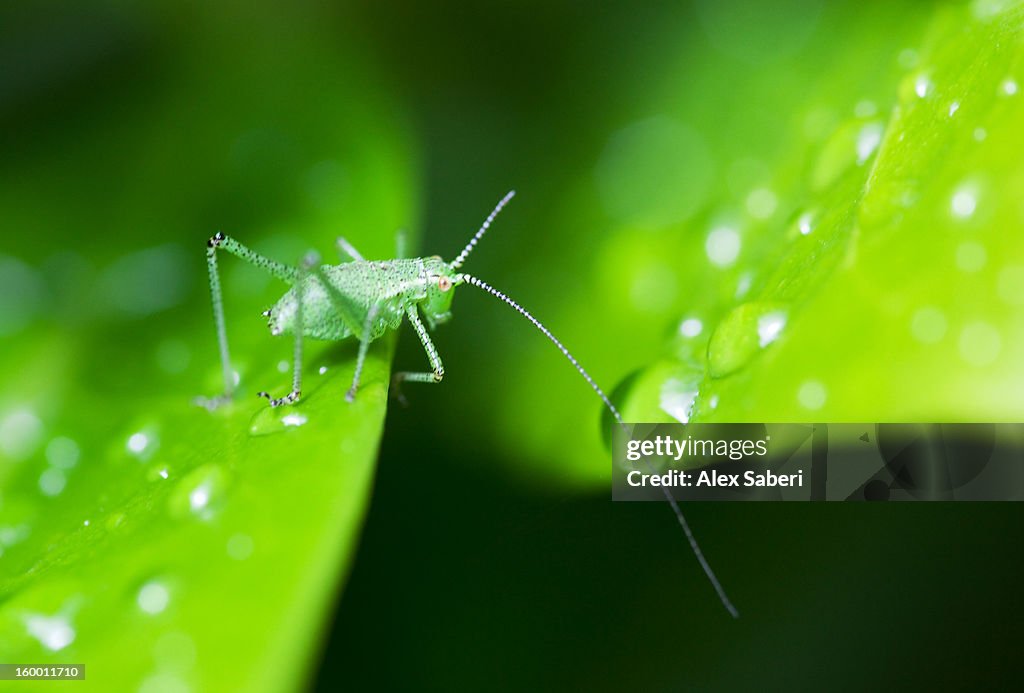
[227,533,254,561]
[910,307,947,344]
[127,430,159,459]
[951,185,977,219]
[854,100,877,118]
[83,520,90,527]
[745,188,777,219]
[249,405,312,436]
[678,318,703,338]
[797,381,827,410]
[955,242,987,272]
[974,127,988,141]
[232,370,241,387]
[169,465,228,520]
[45,437,79,469]
[797,212,814,236]
[734,273,753,299]
[137,581,170,615]
[959,322,1001,366]
[659,377,700,424]
[708,302,789,378]
[914,74,933,98]
[276,360,289,374]
[708,394,720,409]
[128,433,147,453]
[757,311,787,347]
[997,265,1024,305]
[159,468,169,479]
[856,122,884,164]
[705,226,741,268]
[281,412,307,427]
[24,613,75,651]
[0,407,43,460]
[39,468,66,497]
[318,366,328,375]
[948,100,960,117]
[1001,78,1018,96]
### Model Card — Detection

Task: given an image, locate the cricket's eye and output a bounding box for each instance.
[438,276,452,292]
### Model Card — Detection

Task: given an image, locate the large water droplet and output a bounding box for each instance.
[249,406,309,436]
[659,377,700,424]
[855,122,884,164]
[24,613,75,652]
[169,465,228,520]
[708,302,789,378]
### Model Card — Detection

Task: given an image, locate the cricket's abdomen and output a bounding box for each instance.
[267,259,427,341]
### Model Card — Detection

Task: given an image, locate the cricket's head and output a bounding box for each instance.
[420,256,461,325]
[417,190,516,325]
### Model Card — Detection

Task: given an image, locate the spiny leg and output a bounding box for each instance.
[345,302,381,402]
[257,251,319,408]
[197,232,299,410]
[336,237,365,262]
[306,265,388,402]
[392,305,444,404]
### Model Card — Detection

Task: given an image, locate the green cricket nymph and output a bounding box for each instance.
[196,191,738,619]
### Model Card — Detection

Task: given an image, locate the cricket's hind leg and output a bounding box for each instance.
[257,251,320,408]
[197,232,299,410]
[346,303,381,402]
[391,305,444,405]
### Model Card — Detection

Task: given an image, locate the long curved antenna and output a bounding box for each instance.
[450,190,516,270]
[459,272,739,618]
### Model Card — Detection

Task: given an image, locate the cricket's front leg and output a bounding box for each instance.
[258,251,319,408]
[391,305,444,405]
[196,232,299,411]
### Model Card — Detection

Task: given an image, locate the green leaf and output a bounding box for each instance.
[471,1,1024,481]
[0,4,416,691]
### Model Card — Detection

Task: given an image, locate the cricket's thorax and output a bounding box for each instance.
[265,257,457,341]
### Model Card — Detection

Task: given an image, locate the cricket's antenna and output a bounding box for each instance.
[450,190,516,270]
[457,272,623,423]
[458,272,739,619]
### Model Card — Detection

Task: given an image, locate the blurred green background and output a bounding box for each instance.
[2,0,1024,690]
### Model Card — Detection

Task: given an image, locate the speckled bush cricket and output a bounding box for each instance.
[196,191,737,617]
